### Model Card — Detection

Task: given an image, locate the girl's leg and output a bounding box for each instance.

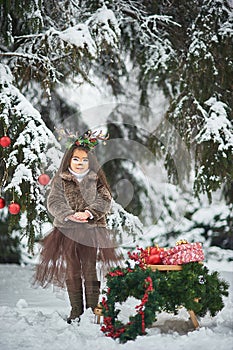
[85,276,100,312]
[79,245,100,312]
[66,246,84,323]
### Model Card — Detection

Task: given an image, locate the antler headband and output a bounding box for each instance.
[55,128,109,150]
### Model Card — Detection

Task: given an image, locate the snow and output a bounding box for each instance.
[88,6,120,47]
[0,63,62,239]
[0,257,232,350]
[195,97,233,152]
[0,2,232,348]
[59,24,97,58]
[0,64,13,84]
[107,200,143,244]
[5,164,33,196]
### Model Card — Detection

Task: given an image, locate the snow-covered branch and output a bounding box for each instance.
[195,97,233,153]
[0,63,62,248]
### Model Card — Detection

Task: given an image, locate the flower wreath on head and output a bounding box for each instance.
[55,128,109,150]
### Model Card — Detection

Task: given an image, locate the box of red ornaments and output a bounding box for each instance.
[159,240,204,265]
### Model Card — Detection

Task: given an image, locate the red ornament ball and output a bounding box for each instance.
[0,198,6,209]
[147,254,162,265]
[8,202,21,215]
[38,174,50,186]
[0,136,11,147]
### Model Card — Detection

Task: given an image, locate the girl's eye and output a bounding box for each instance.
[72,158,89,163]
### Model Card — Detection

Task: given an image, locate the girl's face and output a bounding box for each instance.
[70,149,89,174]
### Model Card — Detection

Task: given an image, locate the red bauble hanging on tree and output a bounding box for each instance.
[0,136,11,147]
[8,202,21,215]
[0,198,6,209]
[38,174,50,186]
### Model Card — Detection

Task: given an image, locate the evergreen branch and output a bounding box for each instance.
[70,0,81,11]
[0,52,60,79]
[14,34,44,40]
[0,52,36,59]
[51,53,72,62]
[121,7,143,20]
[144,14,181,28]
[120,0,147,18]
[0,52,52,65]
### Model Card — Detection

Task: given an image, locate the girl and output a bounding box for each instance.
[34,131,120,324]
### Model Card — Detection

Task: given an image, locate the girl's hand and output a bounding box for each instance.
[74,211,90,221]
[66,213,88,223]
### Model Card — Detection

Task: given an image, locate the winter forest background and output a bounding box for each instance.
[0,0,232,264]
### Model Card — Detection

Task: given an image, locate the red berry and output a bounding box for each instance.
[38,174,50,185]
[0,198,5,209]
[0,136,11,147]
[8,202,21,215]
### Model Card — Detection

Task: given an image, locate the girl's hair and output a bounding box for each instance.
[54,144,111,193]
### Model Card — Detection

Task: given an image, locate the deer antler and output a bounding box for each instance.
[55,127,79,140]
[54,127,109,149]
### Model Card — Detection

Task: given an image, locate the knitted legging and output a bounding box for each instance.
[66,244,99,318]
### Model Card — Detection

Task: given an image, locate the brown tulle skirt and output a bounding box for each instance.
[33,225,122,289]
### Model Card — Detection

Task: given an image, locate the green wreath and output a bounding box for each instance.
[101,259,229,343]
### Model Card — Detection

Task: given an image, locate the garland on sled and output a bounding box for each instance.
[100,247,229,343]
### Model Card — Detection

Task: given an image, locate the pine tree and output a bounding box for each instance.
[0,64,61,253]
[98,1,233,248]
[0,0,232,254]
[0,0,146,253]
[147,0,233,200]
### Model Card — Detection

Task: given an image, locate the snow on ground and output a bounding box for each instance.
[0,257,232,350]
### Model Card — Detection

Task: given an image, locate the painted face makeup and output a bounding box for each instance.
[70,149,89,174]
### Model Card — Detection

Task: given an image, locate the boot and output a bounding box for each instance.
[66,277,83,324]
[85,280,100,312]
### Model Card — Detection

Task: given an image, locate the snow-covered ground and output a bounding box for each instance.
[0,256,232,350]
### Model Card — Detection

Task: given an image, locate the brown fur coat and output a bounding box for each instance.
[47,170,112,229]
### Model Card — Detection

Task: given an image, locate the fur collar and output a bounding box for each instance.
[59,169,97,182]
